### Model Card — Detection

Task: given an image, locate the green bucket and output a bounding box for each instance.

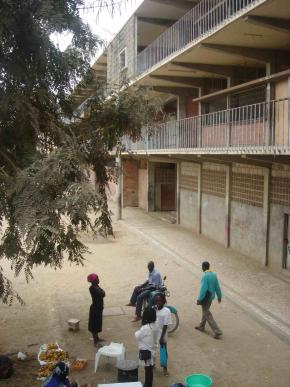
[185,373,213,387]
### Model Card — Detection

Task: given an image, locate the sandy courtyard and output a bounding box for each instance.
[1,213,290,387]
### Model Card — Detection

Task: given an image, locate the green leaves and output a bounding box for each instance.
[0,1,160,304]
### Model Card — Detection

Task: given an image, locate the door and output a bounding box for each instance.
[155,164,176,211]
[283,214,290,269]
[161,183,176,211]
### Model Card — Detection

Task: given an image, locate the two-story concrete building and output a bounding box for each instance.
[75,0,290,274]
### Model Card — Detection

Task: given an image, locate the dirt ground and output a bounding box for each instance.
[1,211,290,387]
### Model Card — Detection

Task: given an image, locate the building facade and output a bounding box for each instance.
[76,0,290,273]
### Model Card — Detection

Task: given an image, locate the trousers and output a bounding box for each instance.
[130,285,156,318]
[198,300,222,334]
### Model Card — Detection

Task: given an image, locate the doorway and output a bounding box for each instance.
[283,214,290,270]
[160,183,176,211]
[155,163,176,212]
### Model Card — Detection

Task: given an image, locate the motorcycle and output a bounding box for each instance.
[145,276,179,334]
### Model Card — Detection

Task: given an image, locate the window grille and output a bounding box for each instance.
[271,175,290,207]
[180,175,198,191]
[202,169,226,197]
[232,171,264,207]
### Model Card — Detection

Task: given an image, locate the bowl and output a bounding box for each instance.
[185,373,213,387]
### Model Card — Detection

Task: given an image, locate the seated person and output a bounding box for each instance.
[43,362,70,387]
[126,260,162,322]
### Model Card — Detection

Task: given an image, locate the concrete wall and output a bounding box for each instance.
[148,162,155,212]
[120,155,290,273]
[123,159,138,207]
[138,169,148,211]
[274,78,289,146]
[201,194,225,245]
[230,201,265,263]
[186,97,198,117]
[275,78,288,99]
[177,96,186,120]
[155,183,162,210]
[178,96,199,119]
[268,204,290,271]
[107,16,137,88]
[107,180,117,202]
[180,189,199,231]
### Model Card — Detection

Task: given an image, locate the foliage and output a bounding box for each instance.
[0,0,157,304]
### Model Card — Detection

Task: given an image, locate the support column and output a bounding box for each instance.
[266,62,275,145]
[116,155,122,220]
[198,87,204,148]
[176,161,181,225]
[225,165,232,248]
[197,163,202,234]
[263,168,270,266]
[226,77,232,147]
[288,76,290,146]
[177,96,187,120]
[147,161,155,212]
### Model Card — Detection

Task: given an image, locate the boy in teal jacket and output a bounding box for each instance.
[196,261,223,339]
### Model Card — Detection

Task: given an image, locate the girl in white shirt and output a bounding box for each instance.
[135,306,156,387]
[154,293,172,376]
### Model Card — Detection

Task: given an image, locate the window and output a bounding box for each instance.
[119,47,128,70]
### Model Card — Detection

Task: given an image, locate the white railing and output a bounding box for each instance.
[136,0,260,76]
[123,98,290,154]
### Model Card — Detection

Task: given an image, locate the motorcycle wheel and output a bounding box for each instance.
[168,311,179,334]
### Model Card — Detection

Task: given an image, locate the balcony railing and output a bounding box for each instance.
[136,0,261,76]
[123,98,290,154]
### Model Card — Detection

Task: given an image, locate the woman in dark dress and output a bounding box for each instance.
[87,273,105,346]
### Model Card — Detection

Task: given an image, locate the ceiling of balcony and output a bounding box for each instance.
[137,0,199,18]
[136,0,290,93]
[72,51,107,106]
[137,0,200,48]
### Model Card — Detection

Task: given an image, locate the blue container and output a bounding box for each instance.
[184,374,213,387]
[160,345,167,368]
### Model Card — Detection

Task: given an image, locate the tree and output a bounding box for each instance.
[0,0,157,304]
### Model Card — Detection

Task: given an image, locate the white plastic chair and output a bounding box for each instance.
[94,342,125,372]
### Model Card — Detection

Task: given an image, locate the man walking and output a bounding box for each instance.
[127,261,162,322]
[195,261,223,339]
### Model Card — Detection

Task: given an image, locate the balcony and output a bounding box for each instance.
[136,0,264,77]
[123,98,290,155]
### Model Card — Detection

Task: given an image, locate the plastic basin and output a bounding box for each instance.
[185,374,213,387]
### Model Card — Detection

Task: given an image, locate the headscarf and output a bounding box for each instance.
[87,273,98,283]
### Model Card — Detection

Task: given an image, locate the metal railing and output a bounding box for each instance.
[123,98,290,154]
[136,0,261,76]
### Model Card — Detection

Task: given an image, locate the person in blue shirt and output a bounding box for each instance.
[127,261,162,322]
[195,261,223,339]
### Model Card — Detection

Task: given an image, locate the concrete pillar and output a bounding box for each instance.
[288,77,290,145]
[198,87,203,115]
[197,163,202,234]
[177,96,187,120]
[224,165,232,248]
[263,168,270,266]
[266,63,275,145]
[198,88,204,148]
[116,156,122,220]
[147,161,155,212]
[176,162,181,224]
[226,77,232,147]
[266,62,275,101]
